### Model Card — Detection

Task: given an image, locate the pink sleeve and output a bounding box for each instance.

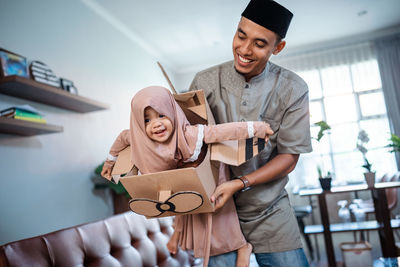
[109,129,131,157]
[104,129,131,168]
[202,121,268,144]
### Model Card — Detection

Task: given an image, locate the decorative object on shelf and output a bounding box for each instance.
[0,48,29,78]
[60,78,78,95]
[337,200,351,223]
[0,104,46,124]
[319,175,332,191]
[29,60,60,88]
[357,129,375,187]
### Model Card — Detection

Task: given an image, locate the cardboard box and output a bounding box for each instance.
[119,146,219,218]
[211,137,266,166]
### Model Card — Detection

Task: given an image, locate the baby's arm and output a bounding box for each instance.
[202,121,273,144]
[101,129,130,181]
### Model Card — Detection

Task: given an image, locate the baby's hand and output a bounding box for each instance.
[101,161,114,179]
[254,121,274,143]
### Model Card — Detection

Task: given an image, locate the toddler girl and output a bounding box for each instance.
[101,86,273,267]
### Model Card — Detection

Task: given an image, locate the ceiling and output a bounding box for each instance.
[83,0,400,73]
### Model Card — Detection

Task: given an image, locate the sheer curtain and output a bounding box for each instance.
[272,41,398,188]
[375,34,400,168]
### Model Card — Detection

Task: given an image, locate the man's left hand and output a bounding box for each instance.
[210,179,243,210]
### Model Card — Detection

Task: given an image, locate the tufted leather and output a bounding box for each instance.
[0,212,202,267]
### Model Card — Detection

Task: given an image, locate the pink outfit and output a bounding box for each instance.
[105,86,270,258]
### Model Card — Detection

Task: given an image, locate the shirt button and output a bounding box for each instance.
[245,84,249,88]
[241,119,245,122]
[242,101,247,106]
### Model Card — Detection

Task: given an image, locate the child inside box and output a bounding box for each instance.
[101,86,273,267]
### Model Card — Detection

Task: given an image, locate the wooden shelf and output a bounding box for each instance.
[0,75,109,113]
[304,219,400,235]
[0,117,63,136]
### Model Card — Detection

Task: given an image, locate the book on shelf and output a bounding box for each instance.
[0,104,47,124]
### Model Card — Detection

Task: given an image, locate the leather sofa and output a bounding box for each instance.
[0,212,202,267]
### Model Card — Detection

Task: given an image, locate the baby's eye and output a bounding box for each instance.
[159,114,165,118]
[144,118,150,123]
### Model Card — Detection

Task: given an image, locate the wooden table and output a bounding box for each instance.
[299,181,400,267]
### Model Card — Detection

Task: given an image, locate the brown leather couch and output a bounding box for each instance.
[0,212,202,267]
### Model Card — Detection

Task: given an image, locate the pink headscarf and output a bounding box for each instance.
[129,86,199,174]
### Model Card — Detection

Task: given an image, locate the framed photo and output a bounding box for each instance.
[0,48,29,78]
[60,78,78,95]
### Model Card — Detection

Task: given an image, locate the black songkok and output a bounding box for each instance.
[241,0,293,38]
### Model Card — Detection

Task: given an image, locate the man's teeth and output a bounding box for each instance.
[239,55,251,63]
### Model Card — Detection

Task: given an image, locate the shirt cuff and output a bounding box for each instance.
[247,121,254,138]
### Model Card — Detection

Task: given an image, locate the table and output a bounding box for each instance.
[299,181,400,267]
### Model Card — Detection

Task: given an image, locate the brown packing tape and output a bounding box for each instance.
[211,137,265,166]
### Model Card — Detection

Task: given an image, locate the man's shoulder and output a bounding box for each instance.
[269,61,307,90]
[195,60,233,78]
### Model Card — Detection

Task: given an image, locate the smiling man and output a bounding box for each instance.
[189,0,312,266]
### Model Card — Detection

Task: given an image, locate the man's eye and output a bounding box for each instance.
[255,42,265,48]
[144,119,150,123]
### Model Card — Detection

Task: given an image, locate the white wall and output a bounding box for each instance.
[0,0,176,244]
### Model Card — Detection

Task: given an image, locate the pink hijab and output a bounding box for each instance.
[129,86,198,174]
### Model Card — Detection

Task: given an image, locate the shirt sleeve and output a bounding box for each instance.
[186,121,269,145]
[104,129,131,167]
[277,91,312,154]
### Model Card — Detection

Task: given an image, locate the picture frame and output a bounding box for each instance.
[60,78,78,95]
[0,48,29,78]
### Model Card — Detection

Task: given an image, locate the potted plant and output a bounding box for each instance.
[92,162,130,214]
[356,130,375,187]
[386,133,400,153]
[314,121,332,190]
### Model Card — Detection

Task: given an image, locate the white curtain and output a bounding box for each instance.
[272,42,376,72]
[375,34,400,168]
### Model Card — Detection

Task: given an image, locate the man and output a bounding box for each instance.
[189,0,312,266]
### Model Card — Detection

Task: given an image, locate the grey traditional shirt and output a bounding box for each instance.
[189,60,312,253]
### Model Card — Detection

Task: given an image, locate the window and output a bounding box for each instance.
[293,59,397,185]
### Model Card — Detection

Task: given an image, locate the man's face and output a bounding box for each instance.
[232,17,284,81]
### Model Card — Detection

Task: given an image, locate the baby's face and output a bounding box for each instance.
[144,106,173,143]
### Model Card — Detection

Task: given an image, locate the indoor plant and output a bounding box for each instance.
[356,130,375,187]
[386,133,400,153]
[314,121,332,190]
[92,162,130,214]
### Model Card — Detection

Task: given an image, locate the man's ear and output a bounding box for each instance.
[273,40,286,55]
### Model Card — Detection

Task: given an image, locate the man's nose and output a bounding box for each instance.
[239,40,252,55]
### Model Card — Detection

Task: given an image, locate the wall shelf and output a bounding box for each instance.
[0,75,109,113]
[0,117,63,136]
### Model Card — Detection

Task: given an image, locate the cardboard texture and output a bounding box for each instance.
[120,146,218,218]
[211,137,266,166]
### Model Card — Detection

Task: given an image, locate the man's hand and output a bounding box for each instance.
[210,179,243,210]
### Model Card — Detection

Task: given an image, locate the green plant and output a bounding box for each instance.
[314,121,331,142]
[386,133,400,153]
[357,130,373,173]
[313,121,331,178]
[93,162,130,198]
